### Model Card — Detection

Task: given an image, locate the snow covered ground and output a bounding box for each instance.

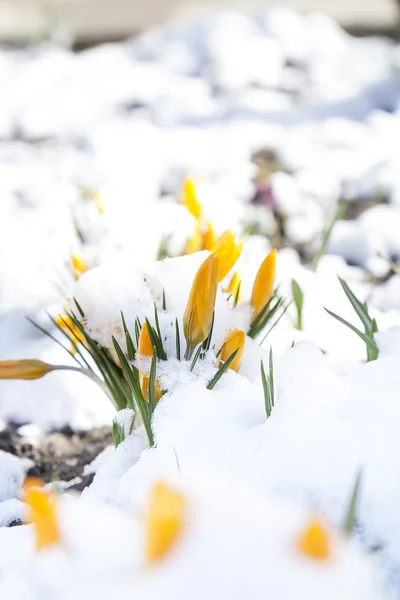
[2,6,400,598]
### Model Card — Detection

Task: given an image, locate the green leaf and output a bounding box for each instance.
[324,308,379,360]
[175,318,181,361]
[162,288,167,311]
[234,281,241,307]
[291,279,303,330]
[121,312,135,362]
[112,420,125,447]
[269,348,274,408]
[206,348,239,390]
[338,277,372,332]
[190,344,203,372]
[261,360,272,418]
[148,349,158,413]
[311,201,346,271]
[343,471,362,535]
[145,317,167,361]
[202,310,215,353]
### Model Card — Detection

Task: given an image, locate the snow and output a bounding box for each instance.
[2,5,400,597]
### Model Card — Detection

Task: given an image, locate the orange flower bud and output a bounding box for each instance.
[251,249,276,320]
[145,481,186,564]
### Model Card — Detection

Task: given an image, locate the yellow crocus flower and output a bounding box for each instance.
[211,230,243,282]
[219,329,245,372]
[250,249,276,320]
[145,481,186,564]
[183,253,219,360]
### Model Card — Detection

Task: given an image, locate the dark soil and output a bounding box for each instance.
[0,425,112,492]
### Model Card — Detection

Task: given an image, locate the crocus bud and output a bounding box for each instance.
[23,478,61,551]
[202,221,216,251]
[138,323,153,357]
[145,481,186,564]
[183,254,220,360]
[226,271,241,302]
[181,178,201,219]
[219,329,245,372]
[0,359,55,380]
[251,249,276,320]
[211,230,243,282]
[296,519,331,560]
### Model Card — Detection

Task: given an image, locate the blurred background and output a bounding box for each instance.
[1,0,400,45]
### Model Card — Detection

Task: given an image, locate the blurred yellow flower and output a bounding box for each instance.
[296,519,331,560]
[181,178,202,219]
[219,329,245,372]
[211,230,243,282]
[23,478,61,552]
[145,481,186,564]
[251,249,276,320]
[183,253,219,359]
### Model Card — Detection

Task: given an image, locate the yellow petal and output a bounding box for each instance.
[181,178,202,219]
[251,249,277,320]
[0,360,55,380]
[92,191,104,214]
[202,221,216,251]
[183,253,219,359]
[71,252,88,280]
[184,219,202,255]
[138,323,154,357]
[55,315,84,346]
[211,230,243,282]
[296,519,331,561]
[219,329,245,372]
[226,271,242,302]
[140,374,163,403]
[145,481,186,564]
[23,478,61,552]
